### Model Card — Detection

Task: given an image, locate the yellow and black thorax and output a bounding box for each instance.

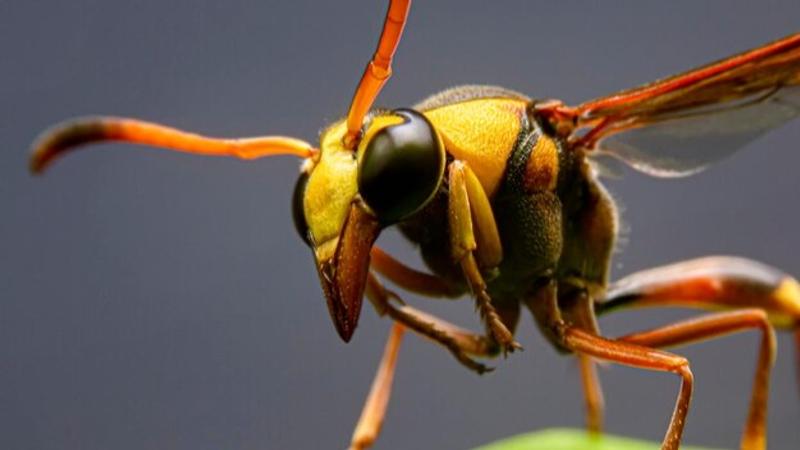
[395,85,615,300]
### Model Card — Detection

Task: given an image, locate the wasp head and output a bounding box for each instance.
[292,109,445,341]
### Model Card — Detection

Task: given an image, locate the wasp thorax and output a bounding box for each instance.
[357,109,445,224]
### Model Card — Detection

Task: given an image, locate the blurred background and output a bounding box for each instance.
[3,1,800,449]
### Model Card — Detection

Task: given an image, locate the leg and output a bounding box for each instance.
[371,245,522,331]
[370,245,463,298]
[617,310,776,450]
[351,272,515,449]
[598,256,800,394]
[563,327,694,450]
[598,256,800,328]
[559,286,606,433]
[366,272,497,374]
[578,354,604,434]
[350,323,405,450]
[448,160,520,353]
[526,283,692,450]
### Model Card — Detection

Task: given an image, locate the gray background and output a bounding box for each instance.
[3,1,800,449]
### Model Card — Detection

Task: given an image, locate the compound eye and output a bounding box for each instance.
[357,109,445,224]
[291,171,312,247]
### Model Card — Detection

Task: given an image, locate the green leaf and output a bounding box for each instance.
[473,428,724,450]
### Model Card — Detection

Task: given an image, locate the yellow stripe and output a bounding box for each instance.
[525,136,559,192]
[773,277,800,322]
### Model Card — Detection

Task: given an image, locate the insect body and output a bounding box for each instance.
[29,1,800,449]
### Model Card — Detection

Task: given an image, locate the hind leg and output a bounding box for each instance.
[598,256,800,391]
[598,256,800,327]
[618,310,776,450]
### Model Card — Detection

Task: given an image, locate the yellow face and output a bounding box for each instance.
[300,114,409,257]
[293,109,446,342]
[301,120,359,262]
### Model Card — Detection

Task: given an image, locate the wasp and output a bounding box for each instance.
[29,1,800,449]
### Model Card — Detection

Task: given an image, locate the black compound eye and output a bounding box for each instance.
[357,109,445,224]
[291,171,312,247]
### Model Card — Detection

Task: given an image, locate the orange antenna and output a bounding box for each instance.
[343,0,411,149]
[30,117,315,174]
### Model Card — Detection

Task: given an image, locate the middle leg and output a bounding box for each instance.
[526,281,693,450]
[564,328,694,450]
[559,288,605,434]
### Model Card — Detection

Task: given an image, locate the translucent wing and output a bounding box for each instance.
[539,33,800,177]
[597,85,800,176]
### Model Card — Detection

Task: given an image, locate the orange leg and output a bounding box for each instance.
[527,283,693,450]
[577,354,604,434]
[599,256,800,395]
[562,327,694,450]
[369,246,463,298]
[350,323,405,450]
[343,0,412,148]
[598,256,800,328]
[617,310,776,450]
[559,289,606,434]
[352,273,498,448]
[369,245,523,352]
[371,245,524,331]
[365,273,497,374]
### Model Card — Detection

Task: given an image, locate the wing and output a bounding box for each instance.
[540,33,800,177]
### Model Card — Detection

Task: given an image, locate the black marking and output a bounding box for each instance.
[594,294,641,315]
[498,113,538,197]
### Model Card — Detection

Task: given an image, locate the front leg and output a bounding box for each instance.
[448,160,521,353]
[365,272,498,374]
[350,273,501,450]
[350,323,405,450]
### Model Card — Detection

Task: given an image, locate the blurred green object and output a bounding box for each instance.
[473,428,723,450]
